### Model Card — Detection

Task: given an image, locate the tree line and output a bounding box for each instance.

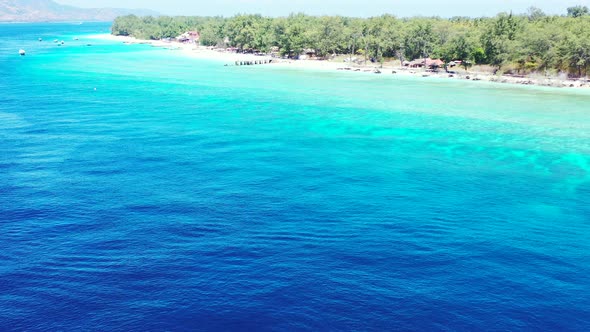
[112,6,590,77]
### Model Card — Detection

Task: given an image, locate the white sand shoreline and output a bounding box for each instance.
[88,34,590,90]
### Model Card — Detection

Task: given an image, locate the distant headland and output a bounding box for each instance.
[0,0,156,23]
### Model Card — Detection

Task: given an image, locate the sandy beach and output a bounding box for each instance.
[88,34,590,89]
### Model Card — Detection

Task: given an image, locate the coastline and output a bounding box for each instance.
[88,34,590,89]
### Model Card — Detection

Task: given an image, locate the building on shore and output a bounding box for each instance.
[406,58,445,69]
[176,31,200,45]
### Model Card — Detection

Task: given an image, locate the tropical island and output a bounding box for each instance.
[110,6,590,86]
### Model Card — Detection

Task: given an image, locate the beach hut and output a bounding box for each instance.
[187,31,200,43]
[408,58,445,69]
[425,58,445,69]
[301,48,316,59]
[176,33,188,43]
[409,59,425,68]
[176,31,200,44]
[448,60,463,68]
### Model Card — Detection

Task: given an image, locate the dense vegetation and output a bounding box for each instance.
[112,6,590,77]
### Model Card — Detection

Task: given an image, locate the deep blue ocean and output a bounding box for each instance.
[1,22,589,331]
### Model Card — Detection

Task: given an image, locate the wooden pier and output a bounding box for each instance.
[231,58,273,66]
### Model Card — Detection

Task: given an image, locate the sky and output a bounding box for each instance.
[55,0,590,17]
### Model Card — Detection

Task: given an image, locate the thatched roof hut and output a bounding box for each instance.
[425,58,445,68]
[407,58,445,68]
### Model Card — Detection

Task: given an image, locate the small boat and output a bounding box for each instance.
[74,37,79,41]
[54,39,58,43]
[61,41,65,45]
[19,49,26,56]
[38,38,42,42]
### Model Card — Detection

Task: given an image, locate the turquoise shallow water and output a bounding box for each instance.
[1,23,589,330]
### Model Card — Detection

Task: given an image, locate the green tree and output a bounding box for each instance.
[225,14,265,51]
[481,13,521,69]
[527,7,546,21]
[199,18,227,46]
[404,20,436,60]
[567,6,589,18]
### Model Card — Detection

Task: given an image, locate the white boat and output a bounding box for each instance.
[54,39,58,43]
[19,49,25,56]
[61,41,65,45]
[38,38,42,42]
